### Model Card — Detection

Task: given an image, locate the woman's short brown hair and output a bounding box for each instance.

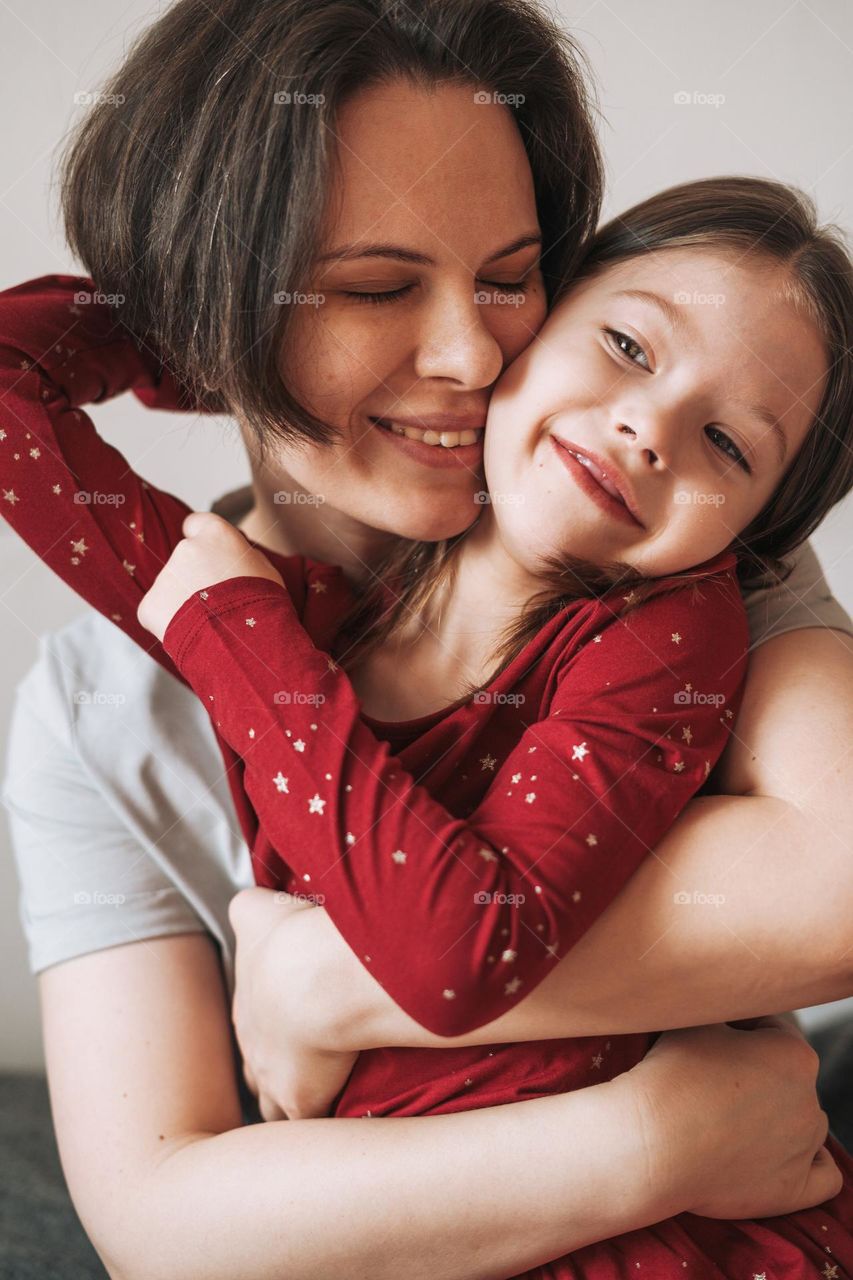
[59,0,603,461]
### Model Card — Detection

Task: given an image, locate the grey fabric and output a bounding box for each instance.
[0,1074,106,1279]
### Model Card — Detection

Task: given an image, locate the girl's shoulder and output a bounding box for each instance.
[550,547,748,688]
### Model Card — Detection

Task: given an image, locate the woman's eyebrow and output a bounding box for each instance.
[317,233,542,266]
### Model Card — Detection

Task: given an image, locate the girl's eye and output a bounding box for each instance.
[705,425,752,475]
[605,328,651,370]
[344,279,532,305]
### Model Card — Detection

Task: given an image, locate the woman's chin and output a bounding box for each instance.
[374,498,481,545]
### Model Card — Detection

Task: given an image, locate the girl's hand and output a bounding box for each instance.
[228,888,360,1121]
[630,1017,842,1220]
[137,511,284,643]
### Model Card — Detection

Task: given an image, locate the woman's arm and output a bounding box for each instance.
[154,540,748,1036]
[39,932,840,1280]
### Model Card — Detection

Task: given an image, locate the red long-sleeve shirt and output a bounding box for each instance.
[5,275,853,1278]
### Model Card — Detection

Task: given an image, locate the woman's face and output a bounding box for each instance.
[482,246,828,579]
[259,78,547,543]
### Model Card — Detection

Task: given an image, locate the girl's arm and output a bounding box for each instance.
[0,274,198,672]
[230,627,852,1080]
[356,625,853,1045]
[39,932,840,1280]
[158,559,749,1036]
[0,273,283,679]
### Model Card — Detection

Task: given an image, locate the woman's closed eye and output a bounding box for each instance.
[345,278,533,305]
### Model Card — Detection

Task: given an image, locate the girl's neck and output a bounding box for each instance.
[413,512,545,689]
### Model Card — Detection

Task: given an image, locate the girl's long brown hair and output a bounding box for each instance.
[337,177,853,683]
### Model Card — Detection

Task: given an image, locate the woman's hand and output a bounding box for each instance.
[137,511,284,643]
[229,888,361,1120]
[629,1016,843,1220]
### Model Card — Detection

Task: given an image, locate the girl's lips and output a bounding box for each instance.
[550,436,644,528]
[369,417,485,470]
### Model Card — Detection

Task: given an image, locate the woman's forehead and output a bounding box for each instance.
[320,80,538,250]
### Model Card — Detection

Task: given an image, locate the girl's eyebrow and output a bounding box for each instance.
[610,289,688,334]
[729,398,788,466]
[317,234,542,266]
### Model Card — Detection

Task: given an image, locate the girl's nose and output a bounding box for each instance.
[412,296,505,389]
[615,420,672,470]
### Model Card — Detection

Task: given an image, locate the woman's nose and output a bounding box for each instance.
[412,295,505,388]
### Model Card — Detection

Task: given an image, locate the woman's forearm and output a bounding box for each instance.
[132,1079,664,1280]
[44,933,677,1280]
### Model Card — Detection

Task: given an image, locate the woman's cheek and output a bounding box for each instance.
[495,290,548,364]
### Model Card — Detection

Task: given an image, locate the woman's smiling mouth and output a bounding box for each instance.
[369,415,486,469]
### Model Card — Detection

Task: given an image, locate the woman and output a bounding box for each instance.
[3,1,851,1276]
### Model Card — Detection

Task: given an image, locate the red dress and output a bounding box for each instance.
[3,274,852,1279]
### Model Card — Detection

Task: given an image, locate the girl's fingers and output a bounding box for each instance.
[258,1093,287,1123]
[801,1145,843,1208]
[229,886,313,939]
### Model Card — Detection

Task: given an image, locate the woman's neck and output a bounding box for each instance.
[237,474,398,588]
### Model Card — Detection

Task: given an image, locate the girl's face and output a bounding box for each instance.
[482,246,828,579]
[253,78,547,543]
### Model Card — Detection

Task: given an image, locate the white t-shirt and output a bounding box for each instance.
[4,489,852,983]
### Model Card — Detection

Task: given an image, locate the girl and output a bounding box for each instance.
[136,175,853,1275]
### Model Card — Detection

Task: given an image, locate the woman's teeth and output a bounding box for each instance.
[375,418,483,449]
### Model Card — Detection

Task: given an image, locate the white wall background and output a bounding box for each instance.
[1,0,851,1069]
